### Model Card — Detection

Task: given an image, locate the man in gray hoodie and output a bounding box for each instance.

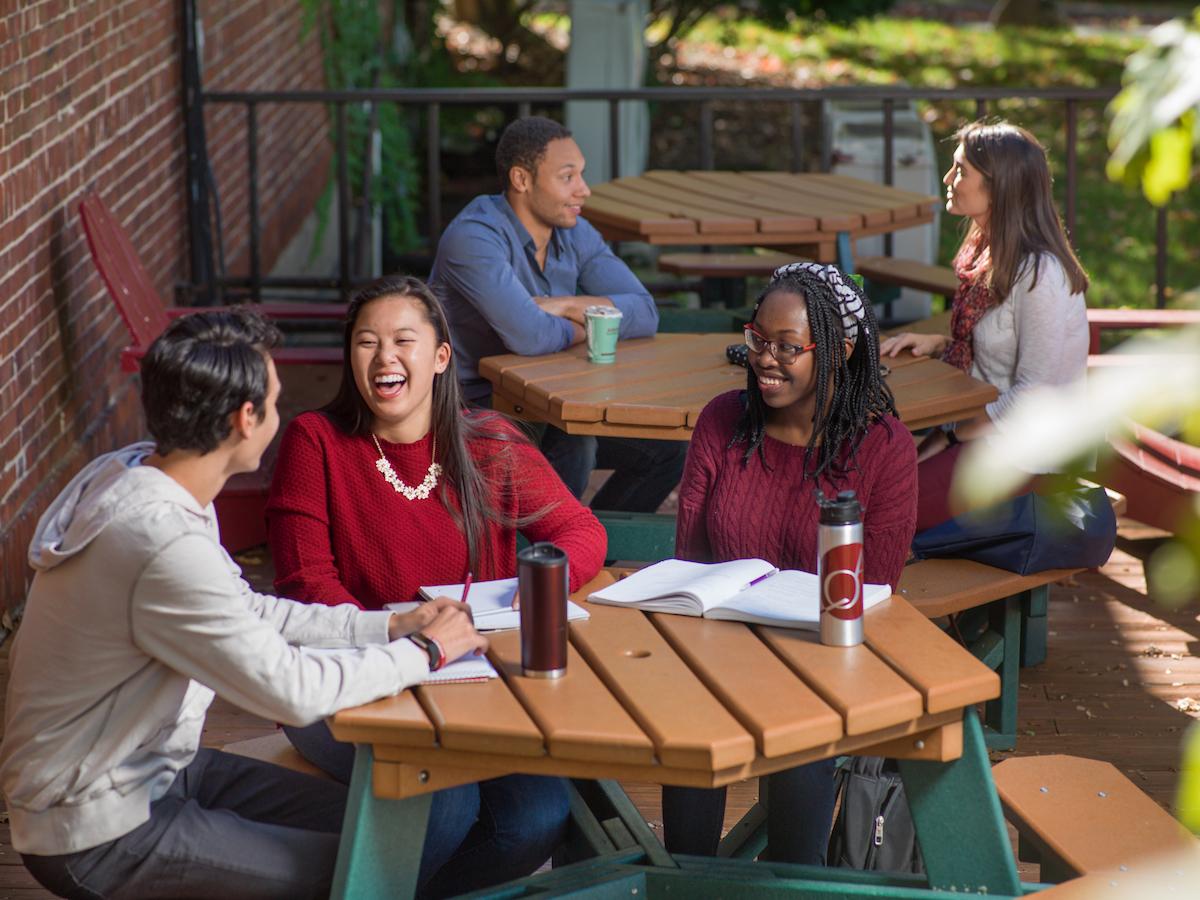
[0,312,487,898]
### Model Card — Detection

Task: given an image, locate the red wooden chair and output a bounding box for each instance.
[77,192,347,371]
[78,193,349,553]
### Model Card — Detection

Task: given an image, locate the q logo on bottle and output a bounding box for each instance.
[821,542,864,621]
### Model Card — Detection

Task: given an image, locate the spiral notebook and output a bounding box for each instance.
[402,577,590,633]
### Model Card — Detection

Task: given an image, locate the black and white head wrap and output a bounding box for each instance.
[768,262,868,345]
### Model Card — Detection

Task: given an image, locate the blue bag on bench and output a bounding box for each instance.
[911,487,1116,576]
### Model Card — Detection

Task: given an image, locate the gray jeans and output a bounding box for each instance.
[21,747,347,900]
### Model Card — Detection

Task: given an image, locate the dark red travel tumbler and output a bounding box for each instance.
[517,542,569,678]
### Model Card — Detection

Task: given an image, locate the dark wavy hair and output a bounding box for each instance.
[321,274,549,577]
[955,120,1089,300]
[140,310,281,455]
[496,115,573,190]
[731,267,896,483]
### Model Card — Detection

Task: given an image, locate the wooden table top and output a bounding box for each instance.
[329,571,999,800]
[584,171,938,257]
[479,332,998,439]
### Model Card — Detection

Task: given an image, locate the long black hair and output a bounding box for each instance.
[731,266,896,483]
[321,274,549,578]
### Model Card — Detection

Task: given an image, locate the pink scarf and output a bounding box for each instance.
[942,235,997,373]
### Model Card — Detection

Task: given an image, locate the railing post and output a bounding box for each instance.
[609,98,620,180]
[699,101,714,170]
[1065,99,1078,240]
[427,102,442,249]
[975,98,988,121]
[1156,206,1168,309]
[336,103,351,299]
[883,98,894,257]
[246,102,261,303]
[790,99,804,173]
[818,99,831,172]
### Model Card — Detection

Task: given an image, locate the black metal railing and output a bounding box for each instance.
[195,84,1170,306]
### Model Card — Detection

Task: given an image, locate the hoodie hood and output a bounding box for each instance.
[28,442,211,572]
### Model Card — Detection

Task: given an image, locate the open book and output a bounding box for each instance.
[388,577,590,633]
[587,558,892,630]
[304,646,496,684]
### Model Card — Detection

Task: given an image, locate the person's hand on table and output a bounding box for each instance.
[387,596,472,642]
[880,331,949,359]
[421,603,490,660]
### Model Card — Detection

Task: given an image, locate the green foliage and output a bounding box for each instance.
[648,0,895,51]
[299,0,423,258]
[1107,10,1200,206]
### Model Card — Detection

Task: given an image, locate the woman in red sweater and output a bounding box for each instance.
[266,274,606,897]
[662,262,917,864]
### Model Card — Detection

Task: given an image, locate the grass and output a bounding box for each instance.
[660,15,1200,309]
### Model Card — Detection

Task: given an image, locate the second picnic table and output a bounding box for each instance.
[583,170,939,272]
[479,332,998,440]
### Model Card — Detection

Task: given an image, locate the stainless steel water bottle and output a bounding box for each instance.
[517,542,569,678]
[818,490,865,647]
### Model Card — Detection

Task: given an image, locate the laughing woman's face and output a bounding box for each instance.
[350,294,450,438]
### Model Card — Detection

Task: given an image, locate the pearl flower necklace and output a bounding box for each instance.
[371,433,442,501]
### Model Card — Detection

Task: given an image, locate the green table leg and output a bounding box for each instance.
[331,744,431,900]
[836,231,855,274]
[984,593,1021,750]
[898,707,1021,896]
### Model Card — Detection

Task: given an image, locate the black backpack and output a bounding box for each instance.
[827,756,925,873]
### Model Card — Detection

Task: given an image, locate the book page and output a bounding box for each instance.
[587,558,777,614]
[711,570,893,629]
[422,654,497,684]
[403,580,589,633]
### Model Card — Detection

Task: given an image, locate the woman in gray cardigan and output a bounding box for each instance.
[881,120,1090,530]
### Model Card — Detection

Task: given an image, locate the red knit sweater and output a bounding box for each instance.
[266,411,607,609]
[677,391,917,588]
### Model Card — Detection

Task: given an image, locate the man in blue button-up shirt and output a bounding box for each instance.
[431,117,685,512]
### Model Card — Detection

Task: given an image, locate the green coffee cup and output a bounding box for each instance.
[584,305,622,364]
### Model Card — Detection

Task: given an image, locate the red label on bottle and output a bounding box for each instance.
[821,542,864,620]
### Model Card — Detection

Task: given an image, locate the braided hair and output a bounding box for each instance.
[730,264,896,484]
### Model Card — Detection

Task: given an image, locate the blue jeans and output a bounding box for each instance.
[540,427,687,512]
[284,720,569,897]
[21,748,346,900]
[661,758,837,864]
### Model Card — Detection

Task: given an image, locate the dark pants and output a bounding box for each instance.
[661,758,837,863]
[22,748,346,900]
[284,720,570,897]
[540,426,687,512]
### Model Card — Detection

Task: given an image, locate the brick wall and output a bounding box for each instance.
[0,1,329,613]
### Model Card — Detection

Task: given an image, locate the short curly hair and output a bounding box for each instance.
[495,116,573,190]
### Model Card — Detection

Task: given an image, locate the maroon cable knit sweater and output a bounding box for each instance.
[266,411,607,609]
[676,392,917,588]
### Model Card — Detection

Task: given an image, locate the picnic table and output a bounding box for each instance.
[585,171,938,273]
[326,569,1016,898]
[479,333,998,439]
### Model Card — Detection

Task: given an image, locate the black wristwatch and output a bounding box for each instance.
[408,632,445,671]
[944,428,960,446]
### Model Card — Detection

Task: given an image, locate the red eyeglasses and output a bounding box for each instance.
[743,325,817,365]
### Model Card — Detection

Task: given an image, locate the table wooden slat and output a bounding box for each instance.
[416,676,547,758]
[711,171,897,227]
[639,171,821,232]
[571,602,757,770]
[806,172,943,207]
[596,182,758,234]
[735,171,922,223]
[485,630,657,765]
[581,193,697,236]
[328,690,438,747]
[863,597,1001,713]
[892,372,998,426]
[556,367,740,424]
[652,615,844,757]
[609,176,809,233]
[755,625,925,735]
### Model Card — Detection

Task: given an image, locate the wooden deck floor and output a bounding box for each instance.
[0,520,1193,896]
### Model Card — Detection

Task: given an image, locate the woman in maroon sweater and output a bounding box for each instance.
[267,274,605,897]
[663,263,917,865]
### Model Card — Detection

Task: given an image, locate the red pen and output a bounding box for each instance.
[461,571,473,605]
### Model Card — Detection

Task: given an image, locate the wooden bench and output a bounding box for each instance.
[657,251,801,279]
[993,754,1197,882]
[222,731,330,780]
[855,256,959,299]
[897,559,1076,750]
